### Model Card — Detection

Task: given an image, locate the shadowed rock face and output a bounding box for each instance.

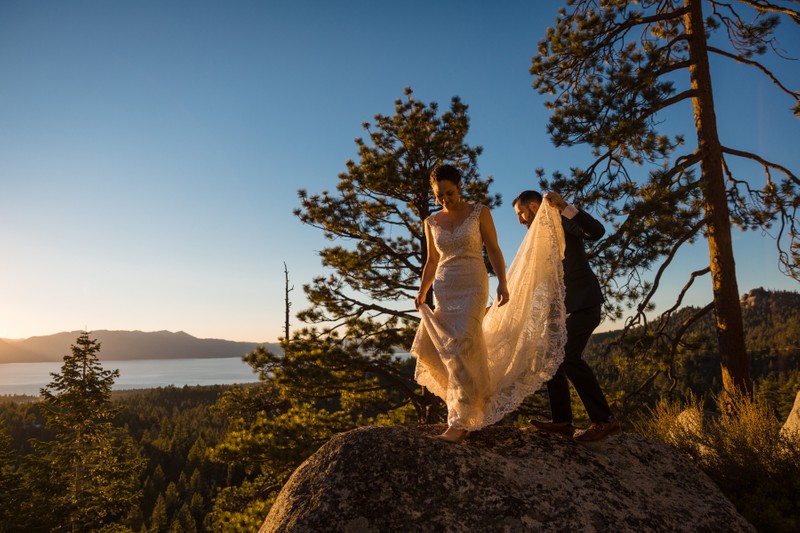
[260,425,753,533]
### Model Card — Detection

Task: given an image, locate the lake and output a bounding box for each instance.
[0,357,261,396]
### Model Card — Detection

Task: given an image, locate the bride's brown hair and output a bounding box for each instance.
[430,164,462,187]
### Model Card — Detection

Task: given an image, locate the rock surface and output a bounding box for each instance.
[781,389,800,439]
[260,425,753,533]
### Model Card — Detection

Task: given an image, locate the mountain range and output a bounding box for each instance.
[3,288,796,365]
[0,330,282,364]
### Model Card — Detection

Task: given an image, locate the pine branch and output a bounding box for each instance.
[359,362,427,419]
[624,368,663,410]
[642,88,699,120]
[660,267,713,319]
[649,266,712,355]
[605,265,711,360]
[726,0,800,22]
[654,58,692,76]
[774,203,800,280]
[668,302,716,365]
[536,4,688,91]
[708,46,800,99]
[660,150,705,184]
[660,301,715,395]
[581,151,634,196]
[597,5,690,49]
[634,217,709,316]
[721,146,800,187]
[317,284,414,324]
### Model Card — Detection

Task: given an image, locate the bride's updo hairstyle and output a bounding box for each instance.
[430,164,462,187]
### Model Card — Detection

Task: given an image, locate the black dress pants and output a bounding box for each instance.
[546,305,612,424]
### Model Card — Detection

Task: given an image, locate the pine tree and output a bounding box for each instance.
[247,87,498,422]
[531,0,799,397]
[0,426,27,529]
[169,503,197,533]
[33,331,144,531]
[213,88,498,526]
[150,494,168,532]
[207,384,307,530]
[189,492,205,528]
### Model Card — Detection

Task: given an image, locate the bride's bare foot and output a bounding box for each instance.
[433,427,469,443]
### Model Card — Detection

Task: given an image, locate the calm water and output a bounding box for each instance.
[0,357,261,396]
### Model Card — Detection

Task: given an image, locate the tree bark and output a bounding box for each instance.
[683,0,752,396]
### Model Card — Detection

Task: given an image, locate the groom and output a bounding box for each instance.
[512,190,620,442]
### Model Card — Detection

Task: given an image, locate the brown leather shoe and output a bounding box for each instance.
[530,419,578,437]
[573,419,621,442]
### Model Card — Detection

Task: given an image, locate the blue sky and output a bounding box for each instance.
[1,1,798,343]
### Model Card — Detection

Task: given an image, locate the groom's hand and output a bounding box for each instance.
[544,192,567,212]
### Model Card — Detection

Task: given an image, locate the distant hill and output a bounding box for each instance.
[584,288,800,407]
[0,330,282,364]
[588,287,800,354]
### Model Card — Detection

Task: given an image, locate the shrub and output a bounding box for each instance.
[636,390,800,533]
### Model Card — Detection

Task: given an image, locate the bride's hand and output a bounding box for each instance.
[415,291,426,309]
[496,283,510,307]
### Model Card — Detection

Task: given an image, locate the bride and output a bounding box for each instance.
[412,164,566,443]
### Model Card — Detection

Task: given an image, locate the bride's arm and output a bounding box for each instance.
[479,206,510,307]
[415,219,440,309]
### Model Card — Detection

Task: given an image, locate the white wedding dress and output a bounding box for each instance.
[410,203,567,430]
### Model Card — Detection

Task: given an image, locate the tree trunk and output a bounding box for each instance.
[684,0,752,396]
[284,262,293,340]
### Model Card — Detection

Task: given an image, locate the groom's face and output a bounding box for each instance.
[514,200,540,228]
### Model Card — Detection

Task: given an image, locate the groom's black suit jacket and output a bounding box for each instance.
[560,209,605,314]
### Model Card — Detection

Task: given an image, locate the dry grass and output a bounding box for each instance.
[636,390,800,533]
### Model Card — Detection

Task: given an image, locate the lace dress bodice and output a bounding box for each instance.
[428,204,484,271]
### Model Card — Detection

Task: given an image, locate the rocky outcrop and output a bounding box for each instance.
[260,425,753,532]
[674,408,720,459]
[781,390,800,440]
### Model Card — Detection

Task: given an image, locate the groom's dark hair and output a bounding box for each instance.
[513,190,543,206]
